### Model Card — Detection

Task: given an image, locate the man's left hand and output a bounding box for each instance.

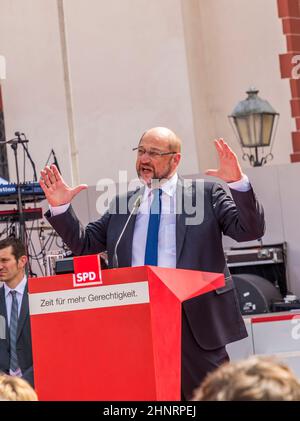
[205,138,243,183]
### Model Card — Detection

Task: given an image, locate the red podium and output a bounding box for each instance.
[28,264,224,401]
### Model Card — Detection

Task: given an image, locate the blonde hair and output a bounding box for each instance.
[193,356,300,401]
[0,374,38,401]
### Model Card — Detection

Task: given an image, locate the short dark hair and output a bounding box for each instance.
[0,237,26,261]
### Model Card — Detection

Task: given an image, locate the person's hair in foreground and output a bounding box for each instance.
[192,355,300,401]
[0,374,38,401]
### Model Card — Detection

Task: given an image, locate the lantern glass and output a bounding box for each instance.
[249,114,261,146]
[261,113,275,147]
[234,113,275,148]
[234,115,259,147]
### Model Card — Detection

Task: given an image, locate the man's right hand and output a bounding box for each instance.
[39,164,88,207]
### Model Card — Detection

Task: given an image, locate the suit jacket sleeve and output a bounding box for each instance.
[45,205,110,256]
[181,182,265,351]
[212,183,265,242]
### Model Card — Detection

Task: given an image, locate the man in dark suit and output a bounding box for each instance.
[40,127,265,399]
[0,237,33,387]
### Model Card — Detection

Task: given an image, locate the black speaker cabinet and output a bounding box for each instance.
[232,273,282,315]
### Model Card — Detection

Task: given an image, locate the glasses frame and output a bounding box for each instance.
[133,147,177,159]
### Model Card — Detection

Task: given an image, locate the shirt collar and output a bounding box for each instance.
[4,275,27,299]
[144,173,178,198]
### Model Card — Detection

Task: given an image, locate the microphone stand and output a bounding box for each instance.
[45,148,61,173]
[51,149,61,173]
[3,134,28,244]
[19,133,37,181]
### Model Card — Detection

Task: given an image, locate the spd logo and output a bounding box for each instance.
[73,254,102,287]
[75,271,97,283]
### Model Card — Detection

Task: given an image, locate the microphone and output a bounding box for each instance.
[112,194,143,269]
[4,132,29,144]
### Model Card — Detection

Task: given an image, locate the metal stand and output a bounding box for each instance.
[2,132,60,277]
[8,138,26,244]
[3,132,34,250]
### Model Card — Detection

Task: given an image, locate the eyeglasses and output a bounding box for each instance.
[133,147,177,159]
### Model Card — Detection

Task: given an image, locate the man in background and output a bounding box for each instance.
[0,237,33,387]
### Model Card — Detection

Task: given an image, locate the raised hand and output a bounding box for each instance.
[39,164,88,206]
[205,138,243,183]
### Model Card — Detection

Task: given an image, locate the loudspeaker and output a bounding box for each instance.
[233,273,282,315]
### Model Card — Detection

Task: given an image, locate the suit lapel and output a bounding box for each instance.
[17,282,29,341]
[176,177,189,265]
[0,286,9,341]
[0,285,7,318]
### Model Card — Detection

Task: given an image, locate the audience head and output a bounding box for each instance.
[0,374,38,401]
[193,355,300,401]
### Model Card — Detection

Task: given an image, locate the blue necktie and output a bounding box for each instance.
[9,290,19,372]
[144,188,162,266]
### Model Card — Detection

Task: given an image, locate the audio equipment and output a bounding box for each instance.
[0,207,43,223]
[0,181,45,204]
[233,273,282,315]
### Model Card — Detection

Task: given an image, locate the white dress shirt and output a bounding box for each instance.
[4,275,27,325]
[50,173,250,268]
[4,275,27,377]
[132,173,178,268]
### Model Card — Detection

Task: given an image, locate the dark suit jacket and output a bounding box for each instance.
[0,282,34,386]
[46,178,265,395]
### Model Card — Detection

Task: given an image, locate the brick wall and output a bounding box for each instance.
[278,0,300,162]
